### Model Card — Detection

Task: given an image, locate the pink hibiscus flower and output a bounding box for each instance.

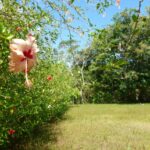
[9,34,39,87]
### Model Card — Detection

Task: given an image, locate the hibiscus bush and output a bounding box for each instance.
[0,1,79,149]
[0,59,77,149]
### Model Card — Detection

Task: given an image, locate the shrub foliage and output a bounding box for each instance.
[0,0,78,148]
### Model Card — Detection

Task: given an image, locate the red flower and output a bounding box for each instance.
[16,27,22,31]
[47,75,52,81]
[8,129,16,135]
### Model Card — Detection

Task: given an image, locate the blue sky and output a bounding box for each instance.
[53,0,150,50]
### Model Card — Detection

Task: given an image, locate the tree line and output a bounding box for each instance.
[72,8,150,103]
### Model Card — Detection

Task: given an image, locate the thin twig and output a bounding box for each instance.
[126,0,144,47]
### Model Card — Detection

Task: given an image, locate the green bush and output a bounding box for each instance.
[0,60,77,148]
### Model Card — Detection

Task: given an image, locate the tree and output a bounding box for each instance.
[78,8,150,103]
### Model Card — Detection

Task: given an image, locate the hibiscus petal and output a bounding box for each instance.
[27,58,36,71]
[32,44,39,52]
[34,47,39,53]
[11,39,27,46]
[12,49,24,56]
[10,39,28,52]
[26,34,35,43]
[9,60,26,72]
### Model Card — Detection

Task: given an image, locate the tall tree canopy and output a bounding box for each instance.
[76,8,150,103]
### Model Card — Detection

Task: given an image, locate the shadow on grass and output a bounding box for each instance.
[8,106,73,150]
[8,105,76,150]
[10,122,62,150]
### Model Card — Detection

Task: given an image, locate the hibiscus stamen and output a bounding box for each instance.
[25,59,29,86]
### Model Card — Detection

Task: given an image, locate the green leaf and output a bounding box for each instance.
[70,0,74,4]
[132,14,138,22]
[96,3,100,10]
[0,60,3,65]
[2,27,6,33]
[88,18,93,27]
[6,35,14,40]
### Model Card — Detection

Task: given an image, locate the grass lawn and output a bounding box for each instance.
[17,104,150,150]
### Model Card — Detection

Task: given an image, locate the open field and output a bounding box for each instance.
[18,104,150,150]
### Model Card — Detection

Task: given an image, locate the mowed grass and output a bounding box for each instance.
[17,104,150,150]
[50,104,150,150]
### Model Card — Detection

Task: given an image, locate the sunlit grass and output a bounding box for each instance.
[16,104,150,150]
[51,104,150,150]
